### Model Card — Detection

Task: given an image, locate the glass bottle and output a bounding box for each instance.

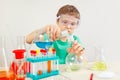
[11,49,26,80]
[93,47,107,71]
[0,36,15,80]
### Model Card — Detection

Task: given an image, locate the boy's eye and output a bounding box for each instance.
[71,23,76,26]
[62,21,67,24]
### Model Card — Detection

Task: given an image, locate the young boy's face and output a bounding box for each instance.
[57,14,79,34]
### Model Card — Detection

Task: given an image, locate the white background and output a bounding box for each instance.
[0,0,120,63]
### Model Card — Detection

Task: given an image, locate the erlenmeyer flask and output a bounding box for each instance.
[93,46,107,71]
[0,36,15,80]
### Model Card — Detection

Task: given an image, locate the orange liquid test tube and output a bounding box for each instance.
[47,60,51,73]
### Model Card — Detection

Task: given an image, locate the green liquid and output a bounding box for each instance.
[66,64,80,72]
[70,64,80,71]
[93,62,107,71]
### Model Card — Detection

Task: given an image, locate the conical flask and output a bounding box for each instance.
[93,46,107,71]
[0,36,15,80]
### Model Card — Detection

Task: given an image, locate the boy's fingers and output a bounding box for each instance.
[73,43,80,50]
[53,28,58,40]
[56,28,61,39]
[53,27,61,40]
[72,40,77,45]
[67,48,71,53]
[46,25,53,40]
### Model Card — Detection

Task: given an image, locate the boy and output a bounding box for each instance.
[26,4,85,64]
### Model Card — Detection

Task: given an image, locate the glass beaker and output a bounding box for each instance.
[0,36,15,80]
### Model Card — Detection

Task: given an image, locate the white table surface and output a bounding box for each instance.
[26,62,120,80]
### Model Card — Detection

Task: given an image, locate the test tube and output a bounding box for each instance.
[48,47,53,57]
[37,63,42,75]
[40,49,47,74]
[47,60,51,73]
[52,49,58,71]
[31,63,37,75]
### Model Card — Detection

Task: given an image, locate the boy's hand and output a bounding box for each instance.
[67,40,85,56]
[45,25,61,41]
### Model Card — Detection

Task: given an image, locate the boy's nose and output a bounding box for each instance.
[66,25,71,29]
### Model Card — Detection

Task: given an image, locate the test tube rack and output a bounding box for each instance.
[26,41,59,80]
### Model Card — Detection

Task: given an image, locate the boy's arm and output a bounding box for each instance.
[26,26,46,44]
[26,25,61,44]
